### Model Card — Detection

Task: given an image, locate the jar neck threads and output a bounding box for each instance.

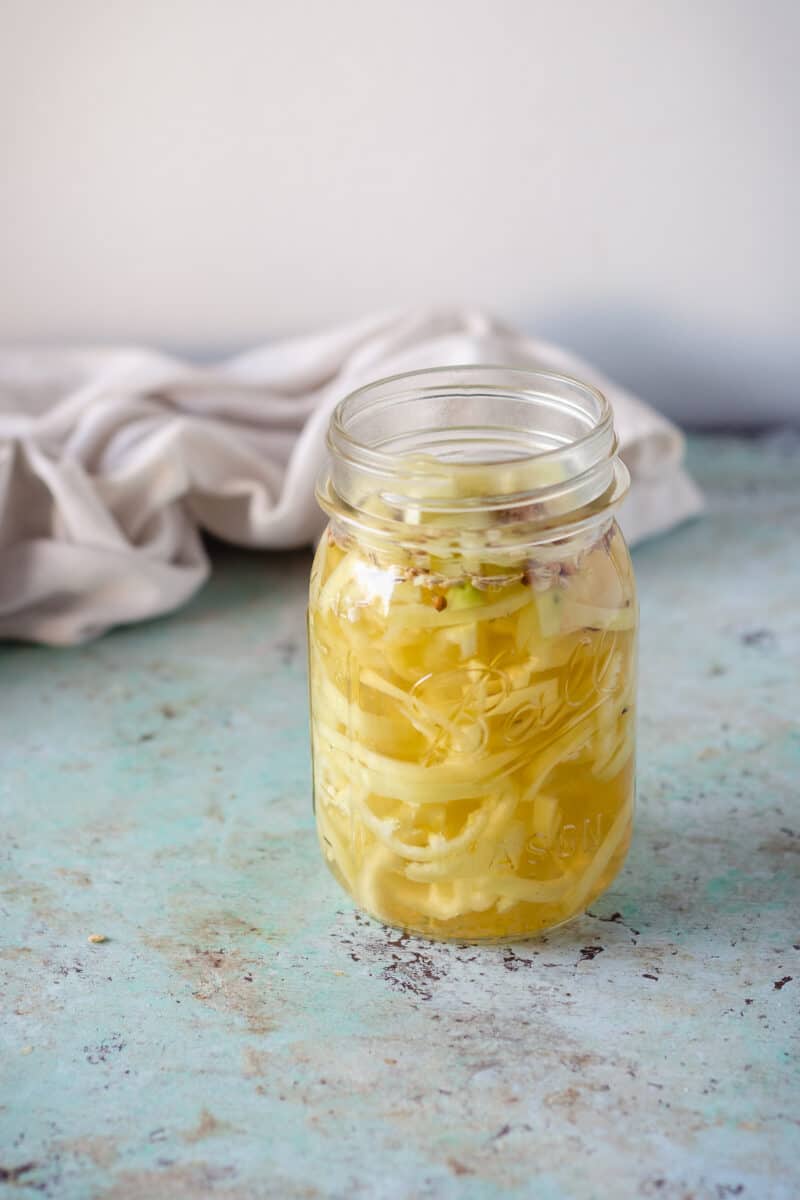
[319,366,629,551]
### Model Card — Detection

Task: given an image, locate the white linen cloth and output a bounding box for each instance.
[0,309,703,645]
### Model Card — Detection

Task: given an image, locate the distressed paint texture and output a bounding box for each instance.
[1,435,798,1200]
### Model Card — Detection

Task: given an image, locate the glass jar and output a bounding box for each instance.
[308,367,637,940]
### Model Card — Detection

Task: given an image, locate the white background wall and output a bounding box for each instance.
[1,0,797,425]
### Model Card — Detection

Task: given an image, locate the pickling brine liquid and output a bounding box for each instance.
[308,522,636,940]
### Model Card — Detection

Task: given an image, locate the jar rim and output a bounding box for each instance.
[321,364,628,545]
[329,364,614,474]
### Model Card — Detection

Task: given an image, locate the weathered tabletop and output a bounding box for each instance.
[1,436,798,1200]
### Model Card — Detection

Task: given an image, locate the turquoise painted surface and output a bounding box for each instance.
[1,435,798,1200]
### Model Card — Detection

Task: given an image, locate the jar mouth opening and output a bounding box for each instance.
[329,365,613,476]
[322,365,628,539]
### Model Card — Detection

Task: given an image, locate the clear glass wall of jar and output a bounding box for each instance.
[308,367,637,940]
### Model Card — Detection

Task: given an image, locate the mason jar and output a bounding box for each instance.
[308,366,637,940]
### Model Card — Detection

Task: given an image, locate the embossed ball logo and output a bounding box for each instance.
[408,632,623,765]
[411,665,509,759]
